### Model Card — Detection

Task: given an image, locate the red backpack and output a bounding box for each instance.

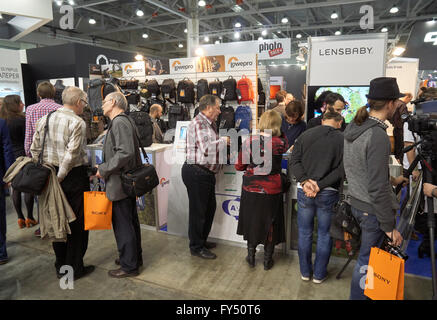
[237,75,254,103]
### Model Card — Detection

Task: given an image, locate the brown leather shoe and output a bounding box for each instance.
[108,268,139,278]
[18,219,25,229]
[204,242,217,249]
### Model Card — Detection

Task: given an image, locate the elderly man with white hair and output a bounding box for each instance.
[96,91,143,278]
[31,86,94,280]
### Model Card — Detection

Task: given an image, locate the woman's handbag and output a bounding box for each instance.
[84,183,112,230]
[11,111,56,195]
[110,114,159,198]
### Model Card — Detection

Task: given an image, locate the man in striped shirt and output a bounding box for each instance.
[182,94,229,260]
[25,81,62,157]
[31,86,93,280]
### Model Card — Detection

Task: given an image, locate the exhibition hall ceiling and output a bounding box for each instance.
[11,0,437,58]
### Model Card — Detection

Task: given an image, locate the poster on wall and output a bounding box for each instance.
[308,34,387,86]
[89,64,103,80]
[145,57,169,75]
[196,55,225,73]
[386,57,419,108]
[101,63,123,78]
[0,48,25,103]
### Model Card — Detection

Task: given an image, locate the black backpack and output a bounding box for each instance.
[128,110,153,147]
[177,78,195,103]
[161,79,176,99]
[223,76,238,101]
[217,105,235,129]
[197,79,209,102]
[168,103,190,129]
[209,78,223,97]
[146,79,160,97]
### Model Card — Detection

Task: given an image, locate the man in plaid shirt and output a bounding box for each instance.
[25,81,62,157]
[182,94,229,260]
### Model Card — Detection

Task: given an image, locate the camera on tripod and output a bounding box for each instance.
[402,99,437,135]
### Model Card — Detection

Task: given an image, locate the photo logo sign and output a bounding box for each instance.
[225,54,256,71]
[257,40,289,59]
[424,31,437,45]
[170,58,196,74]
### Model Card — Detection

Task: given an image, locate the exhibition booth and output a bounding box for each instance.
[2,28,430,257]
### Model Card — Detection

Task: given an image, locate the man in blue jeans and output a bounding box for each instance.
[344,77,407,299]
[291,108,344,283]
[0,118,16,265]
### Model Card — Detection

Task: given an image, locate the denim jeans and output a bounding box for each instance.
[349,206,385,300]
[0,186,7,261]
[297,188,338,280]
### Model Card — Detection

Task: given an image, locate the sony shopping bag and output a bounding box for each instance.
[364,247,405,300]
[84,190,113,230]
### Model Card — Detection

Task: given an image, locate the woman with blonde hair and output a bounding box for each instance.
[235,110,288,270]
[0,95,36,229]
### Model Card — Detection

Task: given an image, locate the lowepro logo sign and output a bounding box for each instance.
[172,60,194,72]
[259,41,283,57]
[160,177,170,187]
[124,64,143,75]
[227,57,253,68]
[424,31,437,45]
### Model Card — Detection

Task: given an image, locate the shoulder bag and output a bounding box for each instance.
[11,111,56,195]
[110,114,159,198]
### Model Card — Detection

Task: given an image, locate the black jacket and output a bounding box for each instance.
[307,115,347,132]
[291,125,344,190]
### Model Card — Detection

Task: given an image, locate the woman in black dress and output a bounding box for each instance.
[1,95,36,228]
[235,110,288,270]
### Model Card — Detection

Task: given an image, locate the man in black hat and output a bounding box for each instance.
[343,77,408,300]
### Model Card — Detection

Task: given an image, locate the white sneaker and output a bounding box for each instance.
[301,275,310,281]
[313,276,327,284]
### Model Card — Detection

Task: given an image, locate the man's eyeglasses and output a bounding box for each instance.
[80,99,89,107]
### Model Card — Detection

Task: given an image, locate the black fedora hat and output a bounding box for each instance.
[366,77,405,100]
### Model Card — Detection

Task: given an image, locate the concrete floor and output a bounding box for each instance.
[0,197,432,300]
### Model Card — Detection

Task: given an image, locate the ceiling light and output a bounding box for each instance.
[89,18,96,25]
[296,33,302,39]
[68,0,75,5]
[331,11,338,19]
[234,32,240,39]
[261,29,267,36]
[204,36,209,42]
[136,9,144,17]
[281,17,288,24]
[427,19,436,25]
[235,22,241,28]
[393,47,405,56]
[135,54,144,61]
[195,47,204,56]
[219,36,222,40]
[142,33,148,38]
[198,0,206,7]
[277,30,282,34]
[335,30,342,36]
[184,28,188,33]
[258,37,263,41]
[389,6,399,14]
[178,43,183,48]
[215,40,220,44]
[381,27,388,32]
[55,0,63,6]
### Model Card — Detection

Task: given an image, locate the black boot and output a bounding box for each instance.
[264,242,274,271]
[246,244,256,268]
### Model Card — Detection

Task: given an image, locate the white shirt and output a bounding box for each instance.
[402,122,421,170]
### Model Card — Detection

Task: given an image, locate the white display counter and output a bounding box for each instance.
[86,143,172,231]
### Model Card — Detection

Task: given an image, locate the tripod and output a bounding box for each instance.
[397,137,437,300]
